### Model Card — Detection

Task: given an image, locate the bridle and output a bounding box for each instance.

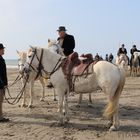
[118,54,127,65]
[24,48,63,80]
[18,58,26,69]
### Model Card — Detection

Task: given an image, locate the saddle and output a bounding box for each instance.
[62,52,94,77]
[61,52,94,92]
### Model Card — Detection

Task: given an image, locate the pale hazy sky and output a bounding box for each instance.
[0,0,140,59]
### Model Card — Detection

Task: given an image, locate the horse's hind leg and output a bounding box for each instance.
[109,77,124,131]
[88,93,92,106]
[109,104,120,132]
[107,116,113,128]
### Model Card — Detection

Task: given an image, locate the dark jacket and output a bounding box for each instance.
[0,56,8,89]
[117,48,127,56]
[109,54,114,62]
[130,48,140,56]
[58,34,75,56]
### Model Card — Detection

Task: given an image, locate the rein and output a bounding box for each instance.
[26,48,63,80]
[7,74,22,87]
[4,73,29,105]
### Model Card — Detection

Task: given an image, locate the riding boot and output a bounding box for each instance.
[46,79,53,88]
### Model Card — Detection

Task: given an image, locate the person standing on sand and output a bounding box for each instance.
[0,43,9,122]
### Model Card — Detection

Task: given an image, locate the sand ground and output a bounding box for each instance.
[0,68,140,140]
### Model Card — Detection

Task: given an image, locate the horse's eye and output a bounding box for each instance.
[28,55,32,58]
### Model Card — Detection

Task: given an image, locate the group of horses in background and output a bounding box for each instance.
[14,39,139,131]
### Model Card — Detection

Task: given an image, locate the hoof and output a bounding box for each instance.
[88,100,92,104]
[40,98,45,102]
[47,83,53,88]
[88,103,93,107]
[19,104,27,108]
[59,120,65,126]
[69,92,75,96]
[54,98,58,101]
[28,105,34,108]
[57,108,60,112]
[76,104,81,108]
[109,125,118,132]
[106,121,113,129]
[65,117,70,123]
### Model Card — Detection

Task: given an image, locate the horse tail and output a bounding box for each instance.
[103,69,125,119]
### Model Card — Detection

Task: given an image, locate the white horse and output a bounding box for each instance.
[17,50,57,107]
[115,54,128,70]
[47,39,93,105]
[22,47,125,131]
[130,51,140,76]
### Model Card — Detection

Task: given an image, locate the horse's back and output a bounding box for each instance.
[94,61,119,73]
[93,61,122,89]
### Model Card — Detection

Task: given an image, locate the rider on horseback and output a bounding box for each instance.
[57,26,75,56]
[117,44,129,64]
[117,44,127,56]
[130,45,140,65]
[47,26,75,88]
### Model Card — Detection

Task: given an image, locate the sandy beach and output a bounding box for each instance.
[0,68,140,140]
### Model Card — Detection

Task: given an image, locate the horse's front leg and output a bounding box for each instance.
[78,93,83,106]
[53,88,57,101]
[57,89,65,125]
[88,93,92,106]
[28,81,34,108]
[63,92,69,123]
[39,78,45,102]
[21,79,27,107]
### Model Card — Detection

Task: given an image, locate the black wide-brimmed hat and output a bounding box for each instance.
[57,26,67,32]
[0,43,5,49]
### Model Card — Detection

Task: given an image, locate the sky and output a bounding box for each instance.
[0,0,140,59]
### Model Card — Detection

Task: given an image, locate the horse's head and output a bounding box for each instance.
[118,54,128,66]
[18,47,38,76]
[17,50,27,74]
[133,52,139,61]
[26,47,38,68]
[116,54,128,70]
[23,46,63,78]
[47,39,65,56]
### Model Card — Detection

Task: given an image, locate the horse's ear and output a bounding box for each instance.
[48,39,51,43]
[29,45,33,48]
[29,45,35,51]
[16,50,19,54]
